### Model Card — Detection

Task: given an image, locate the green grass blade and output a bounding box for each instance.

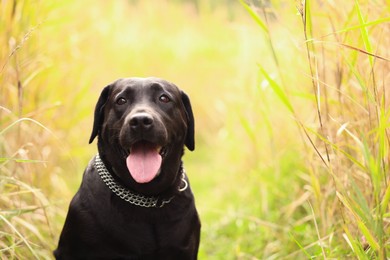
[258,65,294,114]
[343,52,368,91]
[0,158,46,163]
[337,192,356,219]
[238,0,269,33]
[355,0,374,66]
[239,115,256,144]
[304,0,313,41]
[323,16,390,37]
[357,220,379,251]
[288,232,312,258]
[381,183,390,214]
[343,226,369,259]
[362,138,382,198]
[350,181,374,225]
[305,127,366,170]
[1,207,42,218]
[338,190,379,253]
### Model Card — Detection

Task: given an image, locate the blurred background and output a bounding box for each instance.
[1,0,389,259]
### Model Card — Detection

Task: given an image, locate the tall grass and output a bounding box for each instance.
[1,0,389,259]
[240,0,390,258]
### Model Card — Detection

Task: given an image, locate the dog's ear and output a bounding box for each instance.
[181,91,195,151]
[89,85,111,144]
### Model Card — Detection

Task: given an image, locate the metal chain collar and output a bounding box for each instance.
[95,154,187,208]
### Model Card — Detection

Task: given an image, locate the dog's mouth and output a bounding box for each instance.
[125,141,167,184]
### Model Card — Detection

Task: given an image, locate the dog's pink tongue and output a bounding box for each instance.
[126,142,162,183]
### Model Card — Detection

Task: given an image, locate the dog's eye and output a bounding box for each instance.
[116,97,127,105]
[159,94,170,103]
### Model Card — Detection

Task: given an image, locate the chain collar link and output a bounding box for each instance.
[95,154,187,208]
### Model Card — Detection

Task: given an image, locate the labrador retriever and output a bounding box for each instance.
[54,77,200,259]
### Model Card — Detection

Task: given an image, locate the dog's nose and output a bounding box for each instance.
[130,113,154,131]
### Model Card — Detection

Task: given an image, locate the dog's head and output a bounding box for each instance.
[89,77,195,195]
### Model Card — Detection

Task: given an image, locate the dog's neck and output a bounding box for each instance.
[94,154,187,208]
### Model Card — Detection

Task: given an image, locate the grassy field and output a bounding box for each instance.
[1,0,389,259]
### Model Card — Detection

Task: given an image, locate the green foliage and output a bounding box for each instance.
[1,0,389,259]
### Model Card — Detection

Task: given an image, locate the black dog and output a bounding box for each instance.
[54,77,200,259]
